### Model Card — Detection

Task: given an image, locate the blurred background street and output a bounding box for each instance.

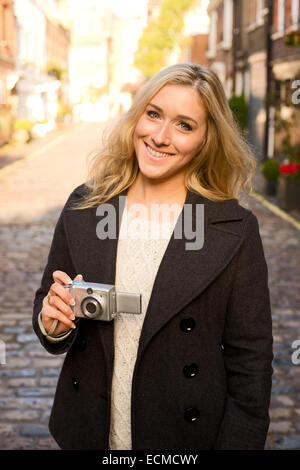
[0,0,300,451]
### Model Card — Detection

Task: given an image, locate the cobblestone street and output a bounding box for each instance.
[0,122,300,450]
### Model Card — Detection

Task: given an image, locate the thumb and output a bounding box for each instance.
[74,274,83,281]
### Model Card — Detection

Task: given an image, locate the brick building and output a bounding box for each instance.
[207,0,234,96]
[243,0,269,158]
[206,0,300,160]
[207,0,267,154]
[269,0,300,159]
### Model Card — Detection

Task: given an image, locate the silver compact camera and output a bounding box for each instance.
[64,280,141,321]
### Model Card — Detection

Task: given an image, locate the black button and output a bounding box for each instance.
[184,407,200,423]
[180,317,195,333]
[72,377,79,391]
[183,363,199,378]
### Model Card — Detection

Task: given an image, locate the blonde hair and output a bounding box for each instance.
[74,63,257,209]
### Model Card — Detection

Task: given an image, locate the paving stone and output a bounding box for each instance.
[3,357,32,368]
[0,369,36,378]
[6,378,37,388]
[20,424,50,437]
[16,388,56,397]
[0,409,39,421]
[34,436,60,450]
[39,377,58,387]
[40,368,60,377]
[0,435,32,450]
[274,435,300,450]
[2,327,27,335]
[16,333,38,343]
[32,358,64,368]
[276,396,295,407]
[270,408,292,419]
[268,421,295,434]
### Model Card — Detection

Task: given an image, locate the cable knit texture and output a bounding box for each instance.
[108,206,178,450]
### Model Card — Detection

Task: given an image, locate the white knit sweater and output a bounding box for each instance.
[108,207,177,450]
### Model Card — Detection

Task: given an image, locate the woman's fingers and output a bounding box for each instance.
[49,281,75,308]
[52,270,83,285]
[50,272,83,307]
[52,270,73,286]
[42,300,76,331]
[48,293,75,319]
[41,271,84,335]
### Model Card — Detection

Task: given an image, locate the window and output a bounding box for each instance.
[73,20,90,36]
[93,46,105,62]
[77,46,92,62]
[292,0,299,25]
[278,0,285,33]
[207,9,217,57]
[92,20,101,35]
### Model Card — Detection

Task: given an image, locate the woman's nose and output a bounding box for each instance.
[151,122,171,147]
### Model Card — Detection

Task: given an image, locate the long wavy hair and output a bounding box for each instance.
[74,62,257,209]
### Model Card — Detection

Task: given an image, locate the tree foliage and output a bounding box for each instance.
[134,0,196,78]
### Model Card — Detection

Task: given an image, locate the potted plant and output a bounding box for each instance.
[228,92,248,136]
[261,158,280,196]
[278,162,300,210]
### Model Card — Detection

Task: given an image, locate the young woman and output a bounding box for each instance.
[33,63,273,450]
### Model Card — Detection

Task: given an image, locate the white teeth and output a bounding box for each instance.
[146,144,173,158]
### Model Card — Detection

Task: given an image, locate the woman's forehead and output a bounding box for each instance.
[148,84,206,118]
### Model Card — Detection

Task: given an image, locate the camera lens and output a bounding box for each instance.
[80,296,102,319]
[86,302,96,314]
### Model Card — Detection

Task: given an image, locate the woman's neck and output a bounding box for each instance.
[127,173,187,208]
[125,174,187,223]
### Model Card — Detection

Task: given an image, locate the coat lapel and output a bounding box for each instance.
[134,190,247,363]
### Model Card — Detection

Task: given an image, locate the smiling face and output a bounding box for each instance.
[133,84,207,186]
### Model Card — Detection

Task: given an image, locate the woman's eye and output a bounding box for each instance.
[147,110,159,119]
[179,121,192,131]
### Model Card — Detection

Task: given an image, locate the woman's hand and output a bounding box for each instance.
[41,271,82,336]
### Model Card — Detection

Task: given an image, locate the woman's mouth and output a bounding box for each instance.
[145,143,175,159]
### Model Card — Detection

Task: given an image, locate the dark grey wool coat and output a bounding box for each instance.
[33,184,273,450]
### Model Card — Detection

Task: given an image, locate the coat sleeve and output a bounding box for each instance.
[214,212,273,450]
[32,198,80,355]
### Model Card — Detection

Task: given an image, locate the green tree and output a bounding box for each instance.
[134,0,195,78]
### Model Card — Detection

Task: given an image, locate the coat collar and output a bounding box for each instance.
[66,186,249,366]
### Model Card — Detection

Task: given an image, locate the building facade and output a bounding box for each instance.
[207,0,234,96]
[269,0,300,159]
[0,0,17,144]
[243,0,269,158]
[13,0,68,123]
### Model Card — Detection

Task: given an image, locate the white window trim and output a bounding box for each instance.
[271,31,285,40]
[245,0,265,32]
[256,0,263,23]
[207,10,217,58]
[292,0,299,26]
[277,0,285,33]
[222,0,233,49]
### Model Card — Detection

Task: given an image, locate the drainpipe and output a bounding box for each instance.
[264,0,274,159]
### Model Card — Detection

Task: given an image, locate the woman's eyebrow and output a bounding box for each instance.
[148,102,198,125]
